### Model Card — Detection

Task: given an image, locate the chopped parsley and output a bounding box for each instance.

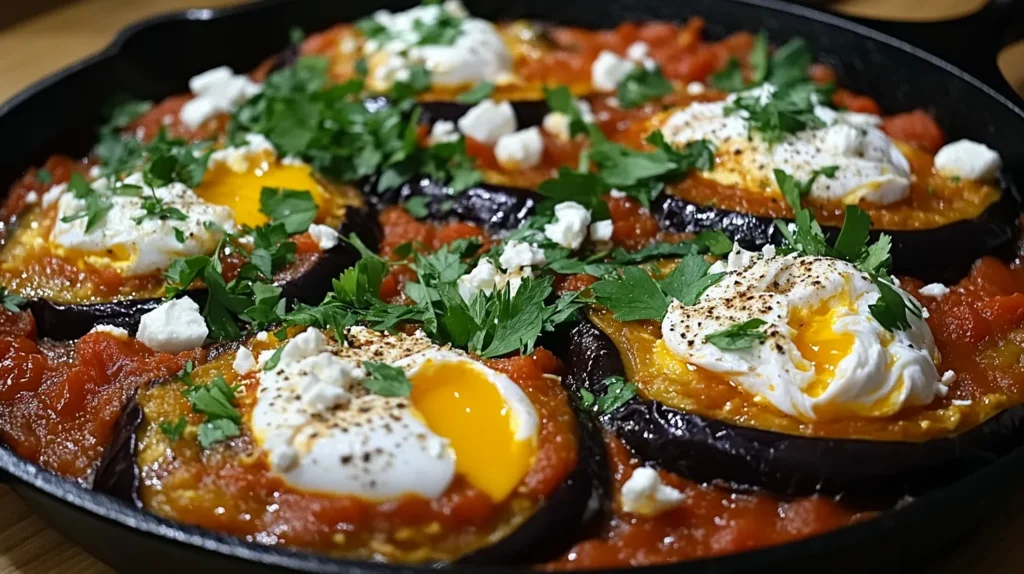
[0,287,26,313]
[725,81,832,144]
[158,416,187,440]
[174,365,242,449]
[590,252,724,321]
[705,318,768,350]
[544,86,590,139]
[710,33,814,92]
[616,66,674,109]
[595,376,638,414]
[35,168,52,185]
[456,81,495,104]
[356,2,464,48]
[60,173,112,232]
[259,188,317,234]
[403,196,430,219]
[775,165,838,212]
[361,361,413,396]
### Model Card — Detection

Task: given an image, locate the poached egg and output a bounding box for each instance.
[661,246,945,421]
[249,327,539,502]
[658,84,913,206]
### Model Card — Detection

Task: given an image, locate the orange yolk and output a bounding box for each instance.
[195,151,325,227]
[409,359,535,502]
[789,302,856,398]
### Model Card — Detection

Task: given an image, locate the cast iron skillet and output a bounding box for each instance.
[1,0,1024,572]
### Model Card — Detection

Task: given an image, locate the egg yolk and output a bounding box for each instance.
[195,151,324,228]
[789,301,856,398]
[409,360,535,502]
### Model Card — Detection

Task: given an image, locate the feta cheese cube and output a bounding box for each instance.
[137,297,209,353]
[456,99,517,145]
[625,41,649,62]
[543,201,592,250]
[457,258,499,302]
[24,191,39,205]
[591,50,636,92]
[233,347,257,375]
[686,81,706,96]
[918,283,950,298]
[589,219,613,242]
[541,100,594,141]
[499,240,546,272]
[430,120,460,144]
[494,126,545,170]
[89,324,129,339]
[609,188,627,199]
[308,223,340,251]
[934,139,1002,181]
[620,466,685,516]
[41,183,66,208]
[180,66,261,131]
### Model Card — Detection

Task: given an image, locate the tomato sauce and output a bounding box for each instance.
[135,338,576,562]
[549,437,869,569]
[0,309,204,481]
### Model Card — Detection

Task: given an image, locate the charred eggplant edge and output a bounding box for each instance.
[654,174,1021,284]
[565,317,1024,500]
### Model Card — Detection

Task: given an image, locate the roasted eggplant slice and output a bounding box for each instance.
[565,318,1024,498]
[94,327,602,564]
[18,204,380,341]
[366,175,537,232]
[653,183,1020,284]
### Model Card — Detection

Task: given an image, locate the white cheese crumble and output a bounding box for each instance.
[137,297,209,353]
[307,223,340,251]
[686,81,706,96]
[541,100,594,141]
[429,120,460,144]
[233,347,257,375]
[544,201,592,250]
[88,324,129,339]
[457,99,517,145]
[620,467,685,516]
[41,183,66,208]
[589,219,613,242]
[933,139,1002,181]
[24,191,39,205]
[208,133,276,173]
[494,126,545,170]
[591,50,636,92]
[499,239,546,272]
[179,66,261,131]
[918,283,950,298]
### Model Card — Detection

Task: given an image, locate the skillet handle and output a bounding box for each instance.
[838,0,1024,104]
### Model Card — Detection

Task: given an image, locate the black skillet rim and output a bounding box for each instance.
[2,0,1024,572]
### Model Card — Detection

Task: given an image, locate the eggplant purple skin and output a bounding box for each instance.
[364,174,538,234]
[27,204,382,342]
[92,341,609,566]
[653,175,1022,284]
[564,317,1024,500]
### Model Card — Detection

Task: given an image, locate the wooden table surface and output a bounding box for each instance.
[1,1,1023,573]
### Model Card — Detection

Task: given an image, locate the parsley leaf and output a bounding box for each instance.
[456,82,495,104]
[869,277,914,331]
[706,318,768,350]
[537,168,610,219]
[198,419,241,449]
[659,252,724,306]
[0,287,26,313]
[709,34,813,93]
[259,188,318,234]
[725,82,830,144]
[404,196,430,218]
[362,361,413,397]
[158,416,187,440]
[709,59,746,92]
[616,66,674,109]
[35,168,52,185]
[579,388,597,410]
[543,85,589,138]
[775,165,837,212]
[595,376,638,414]
[591,266,669,322]
[60,173,112,232]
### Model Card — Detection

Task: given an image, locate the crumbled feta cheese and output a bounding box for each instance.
[137,297,209,353]
[179,66,261,131]
[951,399,973,407]
[89,324,129,339]
[620,466,685,516]
[256,331,270,342]
[41,183,66,208]
[24,191,39,205]
[208,133,276,173]
[941,370,957,386]
[686,81,706,96]
[456,99,517,145]
[591,50,636,92]
[589,219,613,242]
[457,258,499,303]
[308,223,340,251]
[429,120,460,144]
[499,240,546,272]
[918,283,950,298]
[544,201,592,250]
[625,41,649,62]
[233,347,257,375]
[609,188,627,199]
[494,126,545,170]
[541,100,594,141]
[934,139,1002,181]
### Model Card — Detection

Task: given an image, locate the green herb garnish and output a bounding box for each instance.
[361,361,413,397]
[705,318,768,350]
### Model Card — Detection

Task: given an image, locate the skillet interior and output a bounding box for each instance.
[2,0,1024,572]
